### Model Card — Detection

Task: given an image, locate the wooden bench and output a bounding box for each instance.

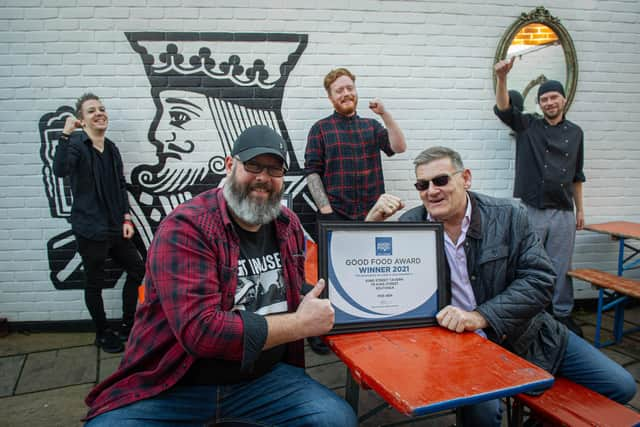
[511,377,640,427]
[568,268,640,348]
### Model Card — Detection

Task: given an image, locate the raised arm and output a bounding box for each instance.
[494,57,515,112]
[52,116,83,177]
[369,98,406,153]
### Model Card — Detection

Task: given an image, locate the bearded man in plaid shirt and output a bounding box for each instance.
[304,67,407,354]
[84,126,357,427]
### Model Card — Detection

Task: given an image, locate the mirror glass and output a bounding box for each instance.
[494,7,578,113]
[507,24,566,114]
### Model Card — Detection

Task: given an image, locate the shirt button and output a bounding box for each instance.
[565,152,569,157]
[544,164,548,168]
[565,139,569,143]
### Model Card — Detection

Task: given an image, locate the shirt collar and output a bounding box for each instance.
[332,110,358,121]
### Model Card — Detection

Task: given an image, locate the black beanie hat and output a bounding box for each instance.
[538,80,565,100]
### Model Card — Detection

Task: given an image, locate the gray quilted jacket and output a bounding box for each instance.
[399,191,569,374]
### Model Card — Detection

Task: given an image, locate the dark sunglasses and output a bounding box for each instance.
[414,170,462,191]
[239,158,287,178]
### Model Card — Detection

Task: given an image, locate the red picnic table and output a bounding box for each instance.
[325,326,554,425]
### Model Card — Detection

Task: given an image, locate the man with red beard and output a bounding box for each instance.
[304,68,407,354]
[494,58,585,336]
[84,125,357,427]
[305,67,407,224]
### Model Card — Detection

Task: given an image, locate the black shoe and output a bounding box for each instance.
[307,336,330,355]
[556,315,584,338]
[116,323,132,342]
[95,329,124,353]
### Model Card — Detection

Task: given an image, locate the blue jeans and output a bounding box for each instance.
[461,331,637,427]
[85,363,357,427]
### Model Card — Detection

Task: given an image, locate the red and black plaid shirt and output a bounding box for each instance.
[85,188,306,420]
[304,112,395,219]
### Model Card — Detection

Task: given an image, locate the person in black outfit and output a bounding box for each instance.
[494,58,585,337]
[53,93,145,353]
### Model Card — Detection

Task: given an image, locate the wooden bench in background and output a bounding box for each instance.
[568,268,640,348]
[511,377,640,427]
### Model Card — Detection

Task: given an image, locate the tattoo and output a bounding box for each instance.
[307,173,330,209]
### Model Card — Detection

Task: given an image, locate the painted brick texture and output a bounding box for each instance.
[1,0,639,321]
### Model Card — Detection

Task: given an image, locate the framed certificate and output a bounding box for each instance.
[318,221,449,334]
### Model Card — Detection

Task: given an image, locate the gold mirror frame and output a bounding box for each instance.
[494,6,578,111]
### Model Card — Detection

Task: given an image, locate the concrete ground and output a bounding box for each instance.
[1,305,639,427]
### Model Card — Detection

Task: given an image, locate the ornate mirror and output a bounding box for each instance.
[494,6,578,113]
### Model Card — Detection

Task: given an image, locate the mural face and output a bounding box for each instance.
[39,32,317,290]
[126,33,315,252]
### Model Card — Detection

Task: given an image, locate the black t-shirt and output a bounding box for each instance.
[179,220,287,385]
[91,144,121,233]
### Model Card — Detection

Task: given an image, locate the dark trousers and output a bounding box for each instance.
[76,233,145,332]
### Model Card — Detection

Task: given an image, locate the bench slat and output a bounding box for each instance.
[568,269,640,299]
[516,377,640,427]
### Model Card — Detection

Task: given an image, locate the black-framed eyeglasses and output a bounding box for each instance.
[238,158,287,178]
[414,170,462,191]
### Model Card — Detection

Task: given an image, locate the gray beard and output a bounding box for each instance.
[223,175,284,226]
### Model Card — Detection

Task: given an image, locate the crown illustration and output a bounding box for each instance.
[126,32,307,107]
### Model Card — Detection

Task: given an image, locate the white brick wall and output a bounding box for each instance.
[1,0,639,321]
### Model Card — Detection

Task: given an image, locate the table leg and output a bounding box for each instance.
[613,297,627,343]
[618,239,625,276]
[345,367,360,415]
[595,288,605,348]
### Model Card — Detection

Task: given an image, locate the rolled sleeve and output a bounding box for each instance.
[238,310,268,370]
[375,122,394,157]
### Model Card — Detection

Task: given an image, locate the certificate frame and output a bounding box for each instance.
[318,221,449,335]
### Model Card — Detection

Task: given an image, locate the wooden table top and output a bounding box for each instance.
[325,326,554,416]
[583,221,640,240]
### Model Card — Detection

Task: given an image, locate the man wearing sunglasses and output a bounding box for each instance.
[304,67,407,355]
[366,146,635,427]
[494,57,585,336]
[84,125,357,427]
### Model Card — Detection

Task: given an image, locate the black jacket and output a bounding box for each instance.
[53,131,129,240]
[400,191,568,374]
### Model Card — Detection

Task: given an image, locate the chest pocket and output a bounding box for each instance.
[477,244,510,295]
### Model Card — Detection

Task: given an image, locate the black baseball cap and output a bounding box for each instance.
[231,125,288,169]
